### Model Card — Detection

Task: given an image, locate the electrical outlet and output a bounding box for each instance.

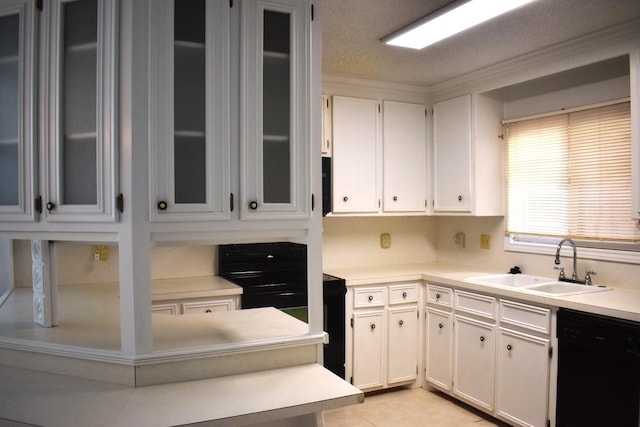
[380,233,391,249]
[92,245,109,261]
[480,234,491,250]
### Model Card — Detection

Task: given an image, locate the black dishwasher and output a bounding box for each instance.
[557,308,640,426]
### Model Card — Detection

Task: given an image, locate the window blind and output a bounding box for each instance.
[506,101,639,242]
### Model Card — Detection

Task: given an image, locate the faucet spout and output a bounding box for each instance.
[555,238,578,281]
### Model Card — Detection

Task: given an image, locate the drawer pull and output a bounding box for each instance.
[507,344,512,351]
[368,295,373,302]
[402,291,407,298]
[438,323,444,329]
[435,293,440,300]
[370,323,376,330]
[205,309,212,313]
[399,319,404,326]
[480,336,485,342]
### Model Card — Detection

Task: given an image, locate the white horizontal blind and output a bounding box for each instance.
[506,101,639,242]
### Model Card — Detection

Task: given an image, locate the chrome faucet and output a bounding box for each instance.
[554,238,578,282]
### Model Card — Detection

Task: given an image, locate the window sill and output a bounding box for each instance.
[504,235,640,265]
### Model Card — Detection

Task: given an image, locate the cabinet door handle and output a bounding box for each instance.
[458,195,463,201]
[46,202,55,211]
[438,323,443,329]
[480,336,485,342]
[370,323,376,330]
[435,293,440,300]
[368,295,373,302]
[157,201,168,210]
[343,196,348,202]
[249,201,258,210]
[399,319,404,326]
[507,344,512,351]
[402,291,407,298]
[393,195,398,201]
[205,309,212,313]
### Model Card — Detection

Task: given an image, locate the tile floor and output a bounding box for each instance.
[323,387,509,427]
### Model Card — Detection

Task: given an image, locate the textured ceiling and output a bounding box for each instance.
[321,0,640,87]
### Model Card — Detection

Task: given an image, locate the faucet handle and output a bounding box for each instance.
[585,270,597,286]
[554,266,565,280]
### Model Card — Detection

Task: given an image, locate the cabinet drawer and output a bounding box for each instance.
[354,287,385,308]
[182,299,235,314]
[455,290,496,319]
[499,300,551,335]
[152,303,179,315]
[389,283,418,305]
[426,285,452,308]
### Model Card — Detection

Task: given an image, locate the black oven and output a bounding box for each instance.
[218,242,346,378]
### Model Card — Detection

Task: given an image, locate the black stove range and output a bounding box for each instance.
[218,242,346,378]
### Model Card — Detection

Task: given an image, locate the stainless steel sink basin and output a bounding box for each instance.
[465,274,555,288]
[524,282,611,296]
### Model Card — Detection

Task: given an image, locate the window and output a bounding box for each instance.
[505,100,640,252]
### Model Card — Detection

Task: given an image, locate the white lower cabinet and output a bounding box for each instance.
[349,283,419,391]
[496,328,550,427]
[425,308,452,390]
[425,285,554,427]
[453,315,496,411]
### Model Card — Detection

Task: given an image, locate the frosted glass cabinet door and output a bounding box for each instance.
[0,0,36,222]
[240,0,311,219]
[43,0,118,222]
[149,0,230,221]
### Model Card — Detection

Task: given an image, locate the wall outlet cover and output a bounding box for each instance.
[380,233,391,249]
[480,234,491,250]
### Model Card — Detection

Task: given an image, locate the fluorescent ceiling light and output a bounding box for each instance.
[383,0,538,50]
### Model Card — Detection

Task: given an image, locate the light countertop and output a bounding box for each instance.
[152,275,242,302]
[325,262,640,322]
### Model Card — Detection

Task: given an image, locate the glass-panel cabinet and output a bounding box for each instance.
[0,0,36,222]
[43,0,118,222]
[149,0,230,221]
[241,0,311,219]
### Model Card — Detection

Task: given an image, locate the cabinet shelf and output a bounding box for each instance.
[0,55,18,64]
[66,42,98,53]
[65,132,97,141]
[175,130,206,138]
[174,40,205,50]
[263,134,289,142]
[0,138,19,145]
[264,50,289,60]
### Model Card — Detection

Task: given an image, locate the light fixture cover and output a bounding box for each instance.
[383,0,537,49]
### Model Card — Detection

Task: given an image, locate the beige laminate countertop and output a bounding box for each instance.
[151,275,242,302]
[325,262,640,322]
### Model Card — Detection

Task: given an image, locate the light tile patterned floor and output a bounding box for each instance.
[323,387,509,427]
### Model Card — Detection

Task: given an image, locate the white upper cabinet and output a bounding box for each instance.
[382,101,427,213]
[332,96,379,214]
[432,93,504,216]
[433,95,471,212]
[240,0,311,220]
[149,0,230,222]
[331,96,428,215]
[42,0,119,223]
[0,0,36,222]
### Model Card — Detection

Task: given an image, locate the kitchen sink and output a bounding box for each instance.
[524,282,611,296]
[465,274,555,288]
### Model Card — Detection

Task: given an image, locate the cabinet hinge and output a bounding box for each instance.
[425,108,428,117]
[326,97,329,108]
[350,376,353,385]
[117,193,124,213]
[312,193,315,211]
[546,420,551,427]
[549,346,553,359]
[230,193,234,212]
[36,0,43,11]
[35,195,42,214]
[311,4,314,21]
[229,0,233,8]
[417,310,419,319]
[350,317,354,328]
[378,104,381,113]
